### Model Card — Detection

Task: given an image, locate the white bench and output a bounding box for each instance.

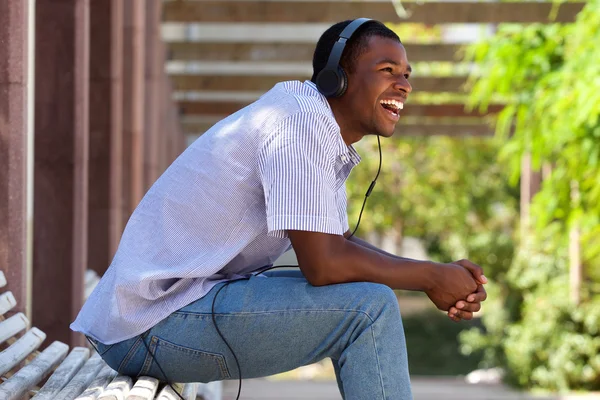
[0,270,205,400]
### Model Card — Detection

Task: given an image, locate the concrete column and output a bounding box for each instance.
[123,0,145,218]
[159,47,170,173]
[88,0,124,275]
[33,0,90,346]
[0,0,33,317]
[165,76,181,165]
[144,0,163,190]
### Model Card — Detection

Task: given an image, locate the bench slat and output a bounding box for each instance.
[181,383,198,400]
[0,327,46,375]
[0,312,29,344]
[74,363,118,400]
[97,375,133,400]
[0,341,69,400]
[0,291,17,316]
[126,376,159,400]
[155,383,183,400]
[0,271,6,288]
[155,382,198,400]
[53,353,105,400]
[33,347,91,400]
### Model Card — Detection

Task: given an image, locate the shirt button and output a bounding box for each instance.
[341,155,348,163]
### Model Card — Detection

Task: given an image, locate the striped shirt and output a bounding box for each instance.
[71,80,361,344]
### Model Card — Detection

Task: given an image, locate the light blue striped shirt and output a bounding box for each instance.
[71,80,361,344]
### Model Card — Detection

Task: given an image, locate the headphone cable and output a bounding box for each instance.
[348,134,382,239]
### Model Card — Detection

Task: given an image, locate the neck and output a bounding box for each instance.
[328,98,364,146]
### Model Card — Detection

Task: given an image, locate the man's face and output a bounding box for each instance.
[341,36,412,138]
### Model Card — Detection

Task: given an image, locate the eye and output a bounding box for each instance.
[381,67,394,73]
[404,73,410,79]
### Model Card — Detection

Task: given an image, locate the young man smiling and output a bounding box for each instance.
[72,19,487,400]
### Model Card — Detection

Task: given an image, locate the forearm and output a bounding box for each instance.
[346,233,415,262]
[290,230,439,291]
[323,237,437,292]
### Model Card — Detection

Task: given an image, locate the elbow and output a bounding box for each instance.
[304,270,331,287]
[299,257,342,287]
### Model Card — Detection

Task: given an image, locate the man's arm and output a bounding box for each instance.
[288,230,478,312]
[341,230,488,321]
[343,230,415,263]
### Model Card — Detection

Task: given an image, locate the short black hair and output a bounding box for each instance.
[311,20,401,82]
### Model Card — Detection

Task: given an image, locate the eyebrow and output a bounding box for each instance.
[376,58,412,72]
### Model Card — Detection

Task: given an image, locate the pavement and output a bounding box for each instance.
[222,377,562,400]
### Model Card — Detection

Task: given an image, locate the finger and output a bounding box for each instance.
[448,306,474,321]
[448,313,461,322]
[467,284,488,303]
[455,259,487,285]
[452,309,474,320]
[456,301,481,313]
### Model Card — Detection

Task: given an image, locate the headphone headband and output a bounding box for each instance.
[324,18,372,71]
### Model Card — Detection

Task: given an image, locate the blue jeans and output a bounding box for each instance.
[90,270,413,399]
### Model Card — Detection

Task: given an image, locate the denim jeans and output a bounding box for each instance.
[90,270,413,400]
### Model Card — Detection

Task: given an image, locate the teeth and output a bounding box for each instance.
[380,99,404,110]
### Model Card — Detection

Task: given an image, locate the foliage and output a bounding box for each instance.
[459,0,600,391]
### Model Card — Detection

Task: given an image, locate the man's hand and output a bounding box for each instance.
[424,263,478,311]
[447,259,488,322]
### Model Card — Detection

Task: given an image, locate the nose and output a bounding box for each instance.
[395,76,412,95]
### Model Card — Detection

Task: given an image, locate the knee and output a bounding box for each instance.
[356,283,401,317]
[362,282,397,302]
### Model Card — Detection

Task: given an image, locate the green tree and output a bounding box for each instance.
[459,0,600,391]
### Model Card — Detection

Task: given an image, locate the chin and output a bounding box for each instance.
[375,126,396,138]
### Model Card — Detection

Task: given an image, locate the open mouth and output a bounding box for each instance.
[380,99,404,120]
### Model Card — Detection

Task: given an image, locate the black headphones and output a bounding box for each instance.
[315,18,372,98]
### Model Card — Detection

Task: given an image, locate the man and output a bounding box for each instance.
[72,19,487,400]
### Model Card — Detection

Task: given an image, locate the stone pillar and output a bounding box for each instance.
[0,0,33,317]
[122,0,145,219]
[165,77,181,165]
[159,49,171,173]
[144,0,163,190]
[33,0,90,346]
[88,0,124,275]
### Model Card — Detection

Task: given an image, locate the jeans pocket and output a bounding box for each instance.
[139,335,231,383]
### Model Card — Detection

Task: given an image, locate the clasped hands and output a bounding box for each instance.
[425,259,488,322]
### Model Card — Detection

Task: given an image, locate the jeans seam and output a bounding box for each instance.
[140,336,158,376]
[173,308,377,323]
[369,322,387,399]
[217,355,230,378]
[117,336,143,374]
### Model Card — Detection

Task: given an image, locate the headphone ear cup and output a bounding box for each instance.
[316,67,342,98]
[335,67,348,97]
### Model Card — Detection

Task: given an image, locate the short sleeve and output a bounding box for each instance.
[337,183,350,233]
[258,112,344,238]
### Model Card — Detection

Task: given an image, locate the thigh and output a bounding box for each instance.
[262,267,304,278]
[138,275,399,382]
